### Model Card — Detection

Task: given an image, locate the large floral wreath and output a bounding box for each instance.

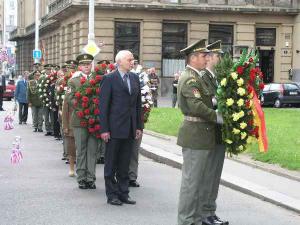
[56,71,74,107]
[73,63,115,139]
[38,71,58,109]
[216,50,268,155]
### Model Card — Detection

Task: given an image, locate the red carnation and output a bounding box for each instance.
[80,121,88,127]
[77,111,84,118]
[88,118,95,125]
[109,64,115,70]
[94,67,99,72]
[86,87,93,95]
[95,75,102,82]
[259,82,265,90]
[82,96,89,103]
[250,126,259,138]
[88,127,95,133]
[82,102,88,108]
[245,100,251,108]
[94,108,100,115]
[80,77,86,84]
[237,66,244,75]
[250,71,256,83]
[92,98,99,105]
[94,124,101,131]
[84,109,90,115]
[101,63,107,69]
[96,88,100,94]
[249,57,254,63]
[75,92,81,98]
[89,79,96,85]
[247,85,253,94]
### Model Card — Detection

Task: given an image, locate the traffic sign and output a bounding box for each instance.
[83,41,100,57]
[33,50,42,59]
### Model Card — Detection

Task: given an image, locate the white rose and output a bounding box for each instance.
[45,84,48,87]
[44,94,47,96]
[141,96,146,102]
[46,80,50,83]
[39,89,42,92]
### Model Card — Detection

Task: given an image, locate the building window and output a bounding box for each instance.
[114,22,140,60]
[256,28,276,46]
[162,22,187,77]
[209,24,234,55]
[9,15,14,26]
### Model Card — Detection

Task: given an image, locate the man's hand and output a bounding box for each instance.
[101,132,111,143]
[136,129,143,139]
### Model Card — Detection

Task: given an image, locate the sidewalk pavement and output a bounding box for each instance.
[140,130,300,214]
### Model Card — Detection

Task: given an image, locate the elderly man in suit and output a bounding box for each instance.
[15,72,29,124]
[99,50,143,206]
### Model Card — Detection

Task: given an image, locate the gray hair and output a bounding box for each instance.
[115,50,133,63]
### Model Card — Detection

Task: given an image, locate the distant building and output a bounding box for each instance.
[10,0,300,95]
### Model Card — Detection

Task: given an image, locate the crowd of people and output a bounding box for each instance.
[10,39,229,225]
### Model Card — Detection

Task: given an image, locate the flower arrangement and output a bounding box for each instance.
[56,71,74,107]
[38,70,58,109]
[73,63,115,138]
[139,72,153,123]
[215,50,267,155]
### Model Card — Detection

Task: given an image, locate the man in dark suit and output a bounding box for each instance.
[0,75,6,111]
[99,50,143,206]
[15,72,29,124]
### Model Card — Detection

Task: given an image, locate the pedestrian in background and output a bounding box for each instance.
[15,71,29,124]
[0,74,6,111]
[148,67,159,107]
[172,72,180,108]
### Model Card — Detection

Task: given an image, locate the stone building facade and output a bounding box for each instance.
[10,0,300,95]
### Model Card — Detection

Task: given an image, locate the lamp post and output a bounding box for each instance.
[88,0,95,70]
[34,0,40,64]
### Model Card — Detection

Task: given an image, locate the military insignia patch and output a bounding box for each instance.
[186,79,196,85]
[193,89,201,98]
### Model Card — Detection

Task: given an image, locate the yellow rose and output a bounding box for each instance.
[238,145,244,151]
[240,122,247,129]
[241,132,247,140]
[233,128,241,134]
[232,113,240,121]
[226,98,234,106]
[238,111,245,118]
[231,72,238,80]
[237,99,244,107]
[220,78,227,87]
[237,78,244,87]
[225,139,233,144]
[237,87,246,96]
[247,136,255,144]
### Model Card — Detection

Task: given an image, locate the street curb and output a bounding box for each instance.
[140,145,300,214]
[144,129,300,183]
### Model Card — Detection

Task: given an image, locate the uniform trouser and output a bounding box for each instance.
[18,102,28,123]
[0,90,3,109]
[128,135,142,181]
[31,106,43,130]
[73,127,97,183]
[96,138,106,160]
[62,132,68,158]
[53,109,61,137]
[104,138,134,200]
[172,93,177,108]
[43,106,54,133]
[177,146,225,225]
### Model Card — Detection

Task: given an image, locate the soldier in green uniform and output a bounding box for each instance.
[67,53,98,189]
[28,71,43,132]
[176,39,227,225]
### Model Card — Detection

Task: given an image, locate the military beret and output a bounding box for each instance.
[76,53,94,64]
[207,40,224,54]
[180,39,210,56]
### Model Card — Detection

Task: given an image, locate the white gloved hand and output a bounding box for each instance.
[215,110,224,124]
[212,96,217,107]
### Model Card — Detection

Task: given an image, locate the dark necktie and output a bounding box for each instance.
[123,73,130,94]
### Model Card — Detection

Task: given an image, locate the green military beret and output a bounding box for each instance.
[207,40,224,54]
[97,60,110,65]
[180,39,210,56]
[76,53,94,64]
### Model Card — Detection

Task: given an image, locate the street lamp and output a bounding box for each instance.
[34,0,40,64]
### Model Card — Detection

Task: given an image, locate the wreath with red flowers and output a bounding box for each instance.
[73,63,115,138]
[56,71,74,107]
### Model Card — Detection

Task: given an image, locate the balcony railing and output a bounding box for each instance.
[48,0,73,15]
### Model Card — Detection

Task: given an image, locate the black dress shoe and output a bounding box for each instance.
[211,216,229,225]
[38,129,43,132]
[78,181,88,189]
[96,157,105,164]
[65,160,70,164]
[45,132,52,136]
[129,180,140,187]
[107,198,123,206]
[19,122,22,125]
[119,196,136,205]
[86,181,96,189]
[33,128,38,132]
[23,122,27,124]
[202,217,214,225]
[61,157,67,160]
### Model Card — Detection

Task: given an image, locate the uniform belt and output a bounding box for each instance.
[184,116,206,122]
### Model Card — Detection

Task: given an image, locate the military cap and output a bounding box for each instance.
[33,62,41,66]
[180,39,210,56]
[76,53,94,64]
[61,64,67,69]
[97,60,110,65]
[33,70,41,75]
[65,60,79,66]
[53,64,60,70]
[44,64,53,69]
[207,40,224,54]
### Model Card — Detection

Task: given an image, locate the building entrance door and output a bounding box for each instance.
[259,50,275,83]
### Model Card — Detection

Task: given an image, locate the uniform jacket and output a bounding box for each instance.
[15,79,28,103]
[62,98,74,137]
[177,66,217,150]
[99,70,142,139]
[27,80,42,107]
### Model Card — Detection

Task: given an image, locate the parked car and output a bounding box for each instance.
[3,80,16,101]
[261,83,300,108]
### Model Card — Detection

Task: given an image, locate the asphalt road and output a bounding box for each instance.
[0,101,299,225]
